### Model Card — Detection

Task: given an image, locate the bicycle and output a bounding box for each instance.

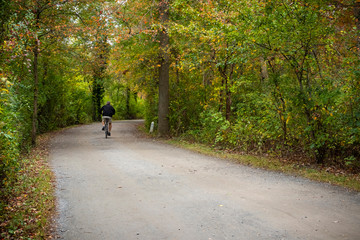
[103,117,111,138]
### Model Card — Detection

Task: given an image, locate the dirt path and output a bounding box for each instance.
[50,120,360,240]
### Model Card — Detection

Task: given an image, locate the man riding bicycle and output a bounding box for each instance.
[100,101,115,136]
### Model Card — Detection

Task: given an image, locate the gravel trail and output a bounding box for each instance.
[50,120,360,240]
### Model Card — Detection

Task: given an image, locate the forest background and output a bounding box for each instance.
[0,0,359,234]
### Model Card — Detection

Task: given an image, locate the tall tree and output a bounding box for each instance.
[7,0,75,145]
[158,0,170,136]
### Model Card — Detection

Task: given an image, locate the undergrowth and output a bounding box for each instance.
[166,139,360,192]
[0,134,55,239]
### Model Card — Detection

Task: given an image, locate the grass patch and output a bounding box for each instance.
[167,139,360,192]
[0,134,56,239]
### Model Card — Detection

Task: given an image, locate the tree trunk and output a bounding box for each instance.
[260,55,269,84]
[218,77,224,113]
[31,8,41,146]
[92,36,108,121]
[355,2,360,52]
[31,38,39,146]
[218,63,234,121]
[126,86,130,119]
[92,77,103,121]
[225,79,231,121]
[158,0,170,136]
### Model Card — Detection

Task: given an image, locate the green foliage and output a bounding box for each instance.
[200,109,230,145]
[0,135,55,239]
[159,0,360,169]
[168,71,206,135]
[1,0,95,216]
[0,76,20,192]
[104,81,145,120]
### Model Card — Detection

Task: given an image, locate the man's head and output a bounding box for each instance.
[106,101,111,105]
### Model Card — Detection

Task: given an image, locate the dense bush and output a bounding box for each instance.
[0,76,20,198]
[158,0,360,170]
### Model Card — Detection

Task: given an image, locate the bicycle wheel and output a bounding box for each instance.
[105,120,109,138]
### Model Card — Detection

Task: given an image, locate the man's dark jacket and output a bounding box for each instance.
[100,104,115,117]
